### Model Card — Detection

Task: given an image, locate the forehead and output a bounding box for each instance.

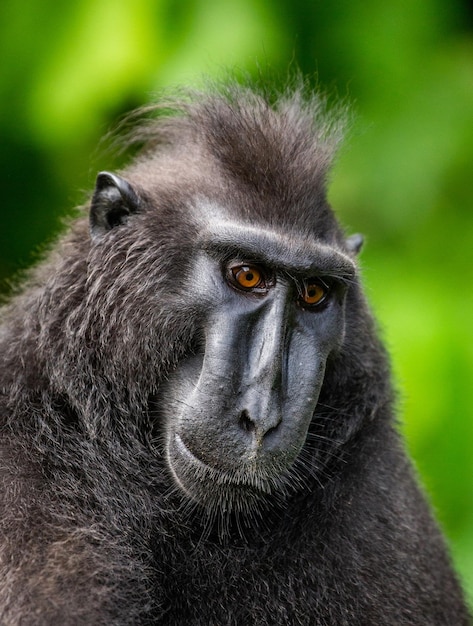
[193,200,356,279]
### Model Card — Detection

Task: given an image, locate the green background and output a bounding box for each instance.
[1,0,472,603]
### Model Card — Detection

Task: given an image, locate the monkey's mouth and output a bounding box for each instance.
[166,433,292,512]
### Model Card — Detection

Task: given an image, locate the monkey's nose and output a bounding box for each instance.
[237,408,281,444]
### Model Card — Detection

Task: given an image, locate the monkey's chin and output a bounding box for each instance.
[166,433,291,514]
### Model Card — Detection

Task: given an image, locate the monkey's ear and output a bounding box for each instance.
[346,233,364,256]
[90,171,141,240]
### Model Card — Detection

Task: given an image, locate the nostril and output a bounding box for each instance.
[238,409,256,433]
[264,424,279,438]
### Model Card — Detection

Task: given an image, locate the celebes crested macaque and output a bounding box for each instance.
[0,83,470,625]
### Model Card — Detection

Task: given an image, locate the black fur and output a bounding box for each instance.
[0,83,470,625]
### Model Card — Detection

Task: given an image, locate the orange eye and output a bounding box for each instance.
[230,265,264,290]
[301,280,327,306]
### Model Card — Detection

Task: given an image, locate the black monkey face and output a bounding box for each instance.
[161,210,356,513]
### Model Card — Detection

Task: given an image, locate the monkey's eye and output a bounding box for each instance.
[228,264,266,291]
[299,279,328,308]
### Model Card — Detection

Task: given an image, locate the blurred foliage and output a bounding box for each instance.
[0,0,472,602]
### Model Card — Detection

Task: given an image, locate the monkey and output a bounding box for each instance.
[0,82,471,626]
